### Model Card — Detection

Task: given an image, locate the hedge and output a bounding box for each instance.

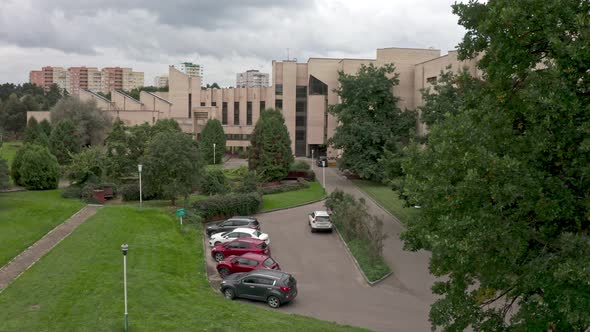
[192,192,262,221]
[259,180,309,195]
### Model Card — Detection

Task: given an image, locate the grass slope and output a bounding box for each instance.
[0,190,84,267]
[262,182,326,212]
[0,206,364,331]
[0,141,21,166]
[352,179,420,224]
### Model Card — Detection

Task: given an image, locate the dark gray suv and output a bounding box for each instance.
[206,216,260,237]
[219,270,297,308]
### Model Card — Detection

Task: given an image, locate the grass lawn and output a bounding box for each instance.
[0,206,364,331]
[262,182,326,212]
[346,239,391,282]
[352,179,420,225]
[0,140,21,166]
[0,190,84,267]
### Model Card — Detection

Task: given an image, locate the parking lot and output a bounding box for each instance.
[204,201,432,332]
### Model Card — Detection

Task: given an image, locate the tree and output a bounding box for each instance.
[65,146,106,185]
[200,168,228,195]
[152,118,181,134]
[11,144,60,190]
[0,158,9,189]
[0,94,36,136]
[50,97,112,146]
[248,108,293,182]
[199,119,226,164]
[39,119,52,137]
[402,1,590,330]
[49,119,81,165]
[127,122,152,167]
[24,117,48,146]
[141,131,204,205]
[105,119,132,180]
[329,63,416,181]
[43,84,63,110]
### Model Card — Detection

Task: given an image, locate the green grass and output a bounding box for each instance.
[262,182,326,212]
[0,140,21,166]
[346,239,391,282]
[0,190,85,267]
[352,179,420,224]
[0,206,365,331]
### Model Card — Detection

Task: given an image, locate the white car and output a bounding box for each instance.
[308,211,333,232]
[209,227,270,247]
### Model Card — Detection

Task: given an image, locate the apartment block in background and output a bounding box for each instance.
[101,67,144,94]
[236,70,270,88]
[28,66,67,91]
[178,62,203,79]
[153,75,169,88]
[65,67,101,95]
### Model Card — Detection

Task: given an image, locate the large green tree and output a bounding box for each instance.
[50,97,111,146]
[0,94,38,136]
[105,120,132,180]
[402,1,590,330]
[329,63,416,181]
[248,108,293,182]
[24,117,49,146]
[65,146,106,185]
[141,131,204,205]
[11,144,60,190]
[199,119,226,164]
[49,119,81,165]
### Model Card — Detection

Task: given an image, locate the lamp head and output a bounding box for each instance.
[137,164,142,172]
[121,243,128,255]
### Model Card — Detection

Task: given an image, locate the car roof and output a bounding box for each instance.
[231,227,258,234]
[227,238,264,244]
[241,252,271,261]
[246,269,289,279]
[229,216,257,221]
[314,211,330,217]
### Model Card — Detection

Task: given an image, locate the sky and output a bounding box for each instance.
[0,0,466,87]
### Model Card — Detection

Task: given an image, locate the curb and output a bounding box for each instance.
[260,197,327,214]
[333,226,393,287]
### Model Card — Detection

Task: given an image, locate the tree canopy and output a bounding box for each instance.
[402,1,590,330]
[199,119,226,164]
[11,144,60,190]
[50,97,112,146]
[248,108,293,182]
[49,119,81,165]
[329,63,416,181]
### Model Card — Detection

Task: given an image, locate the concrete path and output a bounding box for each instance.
[0,205,100,291]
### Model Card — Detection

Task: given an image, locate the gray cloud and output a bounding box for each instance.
[0,0,466,86]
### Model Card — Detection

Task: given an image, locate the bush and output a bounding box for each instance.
[192,192,262,221]
[121,183,141,201]
[236,171,258,193]
[290,160,311,171]
[259,181,309,195]
[11,144,60,190]
[200,169,229,195]
[60,186,83,199]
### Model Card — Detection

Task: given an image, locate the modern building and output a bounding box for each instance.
[28,47,480,158]
[153,75,169,88]
[178,62,203,79]
[29,66,144,94]
[236,70,270,88]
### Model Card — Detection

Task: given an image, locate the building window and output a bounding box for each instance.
[222,102,228,125]
[296,86,307,98]
[211,101,216,107]
[275,99,282,110]
[234,102,240,125]
[247,102,253,125]
[309,75,328,95]
[225,134,251,141]
[426,76,437,84]
[200,102,206,106]
[275,84,283,96]
[188,93,192,118]
[260,101,265,112]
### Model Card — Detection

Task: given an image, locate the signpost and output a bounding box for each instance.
[176,208,186,226]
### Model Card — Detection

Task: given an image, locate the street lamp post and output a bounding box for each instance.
[322,161,326,189]
[311,149,314,170]
[121,244,129,332]
[138,164,143,209]
[213,143,216,165]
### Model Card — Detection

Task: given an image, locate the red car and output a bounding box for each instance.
[217,252,280,278]
[211,238,270,262]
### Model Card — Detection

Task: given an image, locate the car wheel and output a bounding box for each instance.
[214,252,225,262]
[218,268,231,278]
[214,241,221,246]
[223,287,235,300]
[267,295,281,308]
[310,227,316,233]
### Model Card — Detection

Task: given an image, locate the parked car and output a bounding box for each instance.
[206,216,260,237]
[209,228,270,247]
[317,156,328,167]
[220,269,297,308]
[217,252,280,278]
[211,238,270,262]
[308,210,333,232]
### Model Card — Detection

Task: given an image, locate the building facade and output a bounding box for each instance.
[28,47,479,158]
[178,62,203,79]
[236,70,270,88]
[153,75,169,88]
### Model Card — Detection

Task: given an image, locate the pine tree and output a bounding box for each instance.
[199,119,226,164]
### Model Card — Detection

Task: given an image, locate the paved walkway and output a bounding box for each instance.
[0,205,100,291]
[311,162,437,301]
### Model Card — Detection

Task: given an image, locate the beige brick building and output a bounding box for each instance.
[28,47,479,158]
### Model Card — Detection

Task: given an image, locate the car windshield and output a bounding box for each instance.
[256,242,267,249]
[219,231,229,237]
[254,230,262,237]
[263,258,276,267]
[316,216,330,222]
[284,275,296,287]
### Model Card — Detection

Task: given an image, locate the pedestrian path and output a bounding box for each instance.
[0,205,101,291]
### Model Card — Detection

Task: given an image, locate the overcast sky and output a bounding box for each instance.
[0,0,466,87]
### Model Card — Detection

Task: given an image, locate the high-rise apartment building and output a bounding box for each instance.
[154,75,169,88]
[29,66,144,94]
[178,62,203,78]
[236,70,270,88]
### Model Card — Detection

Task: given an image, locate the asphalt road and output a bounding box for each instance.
[205,200,433,332]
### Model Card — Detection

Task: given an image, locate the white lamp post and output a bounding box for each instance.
[311,149,314,169]
[138,164,143,209]
[322,161,326,189]
[121,244,129,332]
[213,143,216,164]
